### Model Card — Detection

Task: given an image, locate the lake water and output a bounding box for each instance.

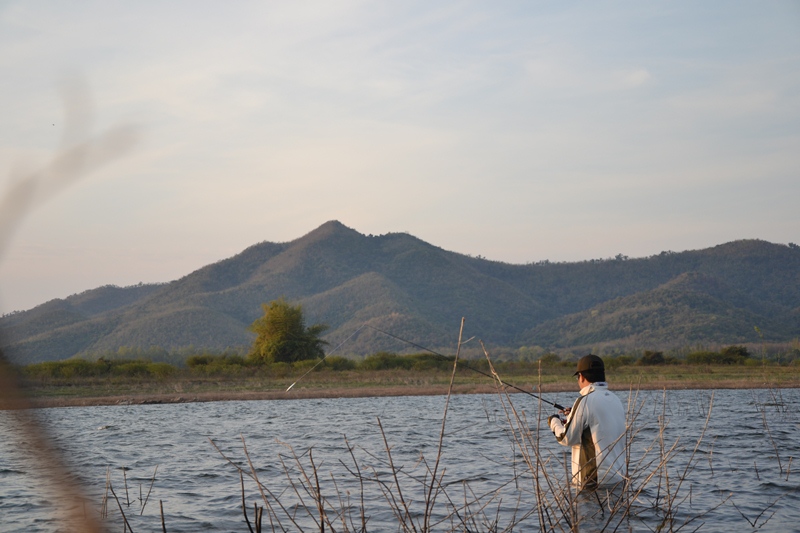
[1,388,799,532]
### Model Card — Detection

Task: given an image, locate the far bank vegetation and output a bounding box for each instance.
[16,299,800,391]
[18,343,800,385]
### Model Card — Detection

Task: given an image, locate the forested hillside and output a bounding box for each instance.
[2,221,798,363]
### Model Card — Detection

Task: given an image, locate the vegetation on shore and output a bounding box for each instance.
[15,343,800,405]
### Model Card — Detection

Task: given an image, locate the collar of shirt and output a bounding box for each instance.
[580,382,608,396]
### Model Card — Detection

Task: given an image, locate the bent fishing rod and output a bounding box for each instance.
[286,324,367,392]
[364,324,566,411]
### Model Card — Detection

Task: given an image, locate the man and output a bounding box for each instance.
[548,354,627,490]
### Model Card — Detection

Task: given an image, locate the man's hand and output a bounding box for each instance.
[548,414,564,434]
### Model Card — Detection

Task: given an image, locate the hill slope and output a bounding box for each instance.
[2,221,799,363]
[525,272,796,349]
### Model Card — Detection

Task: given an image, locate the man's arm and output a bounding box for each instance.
[549,395,588,445]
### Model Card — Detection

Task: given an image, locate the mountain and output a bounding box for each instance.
[2,221,799,363]
[525,272,797,350]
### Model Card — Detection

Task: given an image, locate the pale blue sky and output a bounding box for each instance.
[1,1,798,312]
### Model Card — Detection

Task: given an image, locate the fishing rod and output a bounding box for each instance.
[286,324,367,392]
[365,325,566,410]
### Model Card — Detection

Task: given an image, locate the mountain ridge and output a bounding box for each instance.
[2,222,798,363]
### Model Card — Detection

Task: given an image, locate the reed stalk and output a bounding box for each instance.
[424,316,465,531]
[140,465,158,515]
[159,500,166,533]
[343,435,368,532]
[108,481,133,533]
[241,470,255,533]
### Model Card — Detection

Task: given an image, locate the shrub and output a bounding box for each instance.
[22,361,62,380]
[686,347,749,365]
[324,356,356,371]
[113,361,151,377]
[187,354,247,372]
[147,362,178,378]
[360,352,414,371]
[187,355,214,367]
[638,351,665,366]
[23,359,115,380]
[720,345,750,360]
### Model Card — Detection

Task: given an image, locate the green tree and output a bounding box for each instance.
[720,345,750,359]
[247,298,329,364]
[638,350,665,365]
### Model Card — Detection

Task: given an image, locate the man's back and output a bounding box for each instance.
[548,355,628,489]
[573,383,626,487]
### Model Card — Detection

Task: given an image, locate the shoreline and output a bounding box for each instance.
[25,378,800,409]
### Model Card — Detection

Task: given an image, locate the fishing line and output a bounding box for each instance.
[286,324,368,392]
[365,325,566,410]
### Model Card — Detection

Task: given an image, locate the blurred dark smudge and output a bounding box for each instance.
[0,74,140,259]
[0,73,140,533]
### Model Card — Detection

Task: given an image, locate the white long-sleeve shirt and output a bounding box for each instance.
[549,382,627,489]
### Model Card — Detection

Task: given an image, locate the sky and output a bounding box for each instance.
[1,1,799,313]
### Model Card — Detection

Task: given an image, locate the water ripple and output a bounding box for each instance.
[2,389,799,531]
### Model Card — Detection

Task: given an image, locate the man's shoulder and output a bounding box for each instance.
[583,383,621,405]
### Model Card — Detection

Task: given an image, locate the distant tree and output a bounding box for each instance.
[247,298,329,364]
[638,351,665,365]
[721,345,749,357]
[719,345,750,363]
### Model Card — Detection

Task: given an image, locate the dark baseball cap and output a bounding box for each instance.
[574,354,604,376]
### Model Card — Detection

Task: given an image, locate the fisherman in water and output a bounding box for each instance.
[547,354,627,490]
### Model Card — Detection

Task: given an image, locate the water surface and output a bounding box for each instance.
[1,389,798,532]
